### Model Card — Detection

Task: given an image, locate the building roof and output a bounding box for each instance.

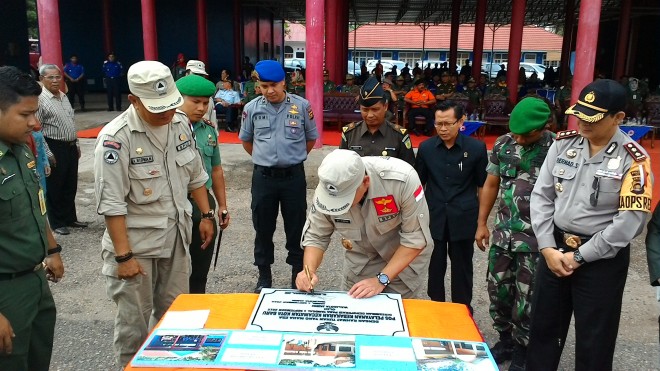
[286,23,563,52]
[242,0,630,27]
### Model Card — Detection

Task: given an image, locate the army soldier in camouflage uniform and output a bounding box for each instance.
[340,77,415,166]
[341,74,361,94]
[487,76,509,98]
[323,70,337,93]
[475,97,554,370]
[463,77,482,115]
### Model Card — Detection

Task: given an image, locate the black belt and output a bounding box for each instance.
[47,138,77,146]
[0,262,44,281]
[254,163,304,178]
[554,227,592,250]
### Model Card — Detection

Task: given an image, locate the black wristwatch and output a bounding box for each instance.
[48,244,62,255]
[201,209,215,220]
[573,249,586,265]
[377,272,390,287]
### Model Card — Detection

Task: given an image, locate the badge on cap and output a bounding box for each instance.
[136,148,143,155]
[608,156,621,170]
[153,79,168,96]
[584,91,596,103]
[555,183,564,192]
[326,183,338,196]
[566,149,577,158]
[179,133,187,141]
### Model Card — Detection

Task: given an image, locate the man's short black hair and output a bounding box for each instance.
[0,66,42,112]
[436,100,465,120]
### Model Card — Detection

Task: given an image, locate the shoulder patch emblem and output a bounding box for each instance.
[623,142,647,162]
[556,130,579,140]
[342,122,357,133]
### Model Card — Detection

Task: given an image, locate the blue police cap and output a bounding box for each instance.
[255,60,285,82]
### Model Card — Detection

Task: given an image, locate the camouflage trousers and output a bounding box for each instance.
[487,244,539,346]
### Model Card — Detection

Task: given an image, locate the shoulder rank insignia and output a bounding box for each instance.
[342,122,357,133]
[623,142,647,162]
[556,130,579,140]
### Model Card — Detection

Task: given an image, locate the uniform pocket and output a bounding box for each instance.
[175,149,195,167]
[285,121,304,140]
[254,120,271,139]
[335,226,361,242]
[375,216,401,235]
[0,181,26,222]
[127,164,163,204]
[125,214,169,255]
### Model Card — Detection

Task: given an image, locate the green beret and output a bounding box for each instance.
[176,74,216,97]
[509,97,551,134]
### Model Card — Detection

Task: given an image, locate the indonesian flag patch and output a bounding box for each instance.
[372,195,399,216]
[414,185,424,202]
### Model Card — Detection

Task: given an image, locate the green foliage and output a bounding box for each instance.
[26,0,39,39]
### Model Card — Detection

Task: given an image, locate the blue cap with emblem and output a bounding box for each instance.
[314,149,366,216]
[254,60,285,82]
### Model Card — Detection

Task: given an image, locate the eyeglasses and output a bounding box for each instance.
[43,75,62,81]
[590,176,600,207]
[434,119,460,128]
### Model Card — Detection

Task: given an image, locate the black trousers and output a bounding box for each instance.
[215,105,238,128]
[251,164,306,269]
[407,107,435,132]
[188,190,218,294]
[526,246,630,371]
[45,138,79,229]
[428,235,475,313]
[105,77,121,110]
[66,80,85,109]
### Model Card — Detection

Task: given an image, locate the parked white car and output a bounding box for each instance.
[365,59,406,75]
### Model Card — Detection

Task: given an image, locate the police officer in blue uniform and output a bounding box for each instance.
[102,52,123,111]
[239,60,319,292]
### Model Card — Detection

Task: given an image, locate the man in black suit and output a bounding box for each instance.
[415,100,488,313]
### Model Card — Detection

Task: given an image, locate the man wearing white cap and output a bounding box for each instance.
[296,149,433,298]
[93,61,215,367]
[185,59,216,124]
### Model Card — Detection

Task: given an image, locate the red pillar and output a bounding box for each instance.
[613,0,632,80]
[471,0,487,78]
[325,0,339,84]
[196,0,208,63]
[568,0,602,130]
[559,0,575,86]
[307,0,325,147]
[233,0,242,76]
[338,0,350,81]
[102,0,113,54]
[36,0,63,66]
[141,0,158,60]
[507,0,526,104]
[448,0,461,71]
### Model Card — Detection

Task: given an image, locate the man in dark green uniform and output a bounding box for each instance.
[323,70,337,93]
[435,71,455,104]
[487,76,509,97]
[176,75,231,294]
[475,97,554,370]
[0,66,64,370]
[340,77,415,166]
[242,70,260,104]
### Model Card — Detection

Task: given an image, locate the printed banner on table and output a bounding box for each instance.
[130,328,498,370]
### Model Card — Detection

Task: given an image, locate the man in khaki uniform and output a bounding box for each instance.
[296,149,433,298]
[94,61,214,367]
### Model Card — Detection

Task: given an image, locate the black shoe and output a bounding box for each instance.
[508,344,527,371]
[490,333,514,364]
[254,266,272,293]
[225,127,235,133]
[107,108,114,111]
[53,227,70,235]
[68,221,89,228]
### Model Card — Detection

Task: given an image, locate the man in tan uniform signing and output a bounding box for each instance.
[296,149,433,298]
[94,61,214,367]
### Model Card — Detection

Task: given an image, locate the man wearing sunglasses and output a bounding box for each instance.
[414,100,488,314]
[475,97,554,370]
[528,79,653,370]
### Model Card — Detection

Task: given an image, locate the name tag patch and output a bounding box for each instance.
[176,140,191,151]
[378,213,399,223]
[130,155,154,165]
[334,218,351,224]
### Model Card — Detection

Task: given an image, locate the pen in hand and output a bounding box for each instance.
[304,265,314,294]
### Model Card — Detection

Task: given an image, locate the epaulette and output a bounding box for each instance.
[388,122,407,135]
[202,118,216,128]
[556,130,579,140]
[342,122,359,133]
[623,142,647,162]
